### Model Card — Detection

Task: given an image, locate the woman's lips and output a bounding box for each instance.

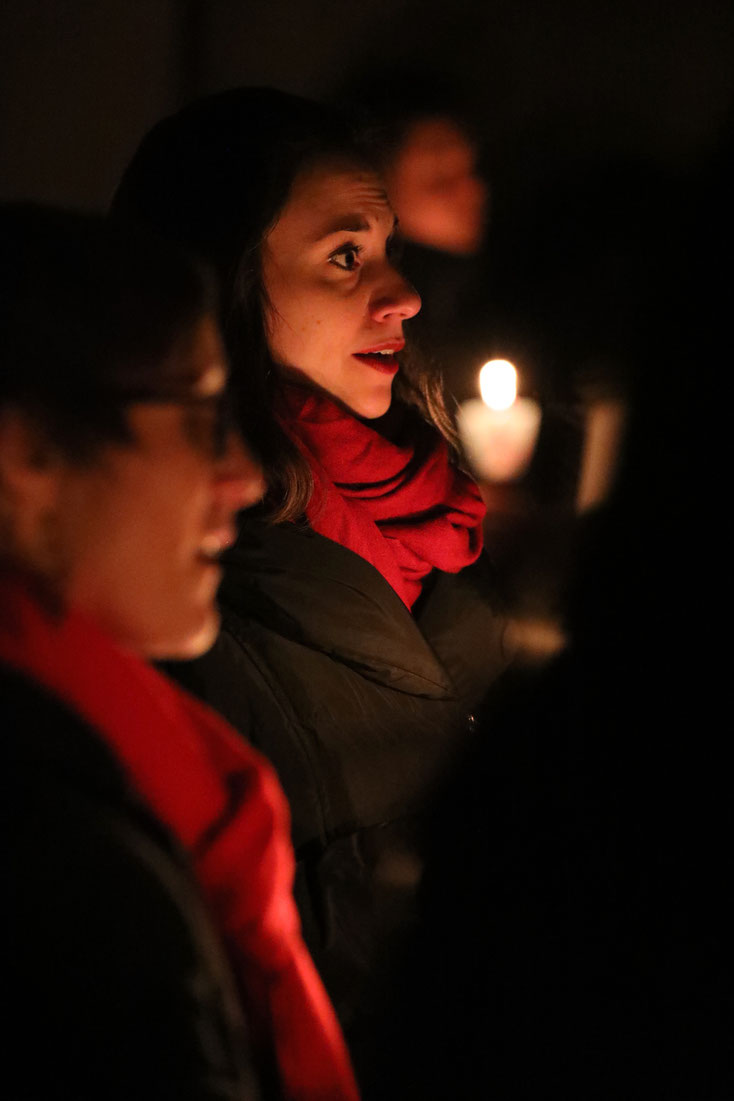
[353,341,404,375]
[197,528,236,567]
[352,351,399,374]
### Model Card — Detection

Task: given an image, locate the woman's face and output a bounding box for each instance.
[261,159,421,419]
[55,315,264,659]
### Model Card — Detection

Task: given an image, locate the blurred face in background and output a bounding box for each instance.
[262,158,421,419]
[42,316,263,658]
[385,117,487,256]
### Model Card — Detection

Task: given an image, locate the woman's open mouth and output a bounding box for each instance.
[352,341,404,375]
[197,529,235,568]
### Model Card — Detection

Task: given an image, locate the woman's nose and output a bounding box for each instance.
[215,431,266,511]
[369,268,421,323]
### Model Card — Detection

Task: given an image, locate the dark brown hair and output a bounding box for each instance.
[0,204,214,464]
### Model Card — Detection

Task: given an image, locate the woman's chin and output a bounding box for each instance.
[140,607,220,662]
[345,386,394,421]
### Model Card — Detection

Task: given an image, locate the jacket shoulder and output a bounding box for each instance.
[4,666,263,1101]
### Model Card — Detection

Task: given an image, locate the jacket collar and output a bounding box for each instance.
[219,519,455,700]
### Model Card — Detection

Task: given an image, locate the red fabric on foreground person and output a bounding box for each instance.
[1,575,358,1101]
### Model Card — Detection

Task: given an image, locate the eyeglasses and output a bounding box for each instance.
[119,386,238,459]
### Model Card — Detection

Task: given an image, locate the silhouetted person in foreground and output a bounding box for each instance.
[4,206,358,1101]
[366,153,729,1100]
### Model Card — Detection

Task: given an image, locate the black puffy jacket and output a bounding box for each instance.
[168,517,509,1043]
[6,666,266,1101]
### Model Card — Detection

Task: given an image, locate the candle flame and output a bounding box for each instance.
[479,359,517,410]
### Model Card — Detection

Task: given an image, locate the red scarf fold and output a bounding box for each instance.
[1,573,358,1101]
[277,385,486,608]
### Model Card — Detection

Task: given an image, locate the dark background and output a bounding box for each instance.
[2,0,731,212]
[3,9,729,1096]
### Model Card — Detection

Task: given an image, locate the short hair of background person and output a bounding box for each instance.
[1,203,215,462]
[112,86,458,522]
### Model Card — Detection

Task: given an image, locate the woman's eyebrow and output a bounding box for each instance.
[314,213,399,242]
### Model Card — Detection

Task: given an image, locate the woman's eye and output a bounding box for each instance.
[329,243,362,272]
[182,397,225,457]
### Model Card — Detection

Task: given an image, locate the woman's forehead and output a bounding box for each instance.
[274,162,395,242]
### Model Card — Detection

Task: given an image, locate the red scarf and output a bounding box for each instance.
[0,573,359,1101]
[277,386,486,608]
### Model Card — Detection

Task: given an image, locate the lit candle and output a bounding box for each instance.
[457,359,542,482]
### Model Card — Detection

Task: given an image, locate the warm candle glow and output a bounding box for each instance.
[479,359,517,410]
[459,358,541,482]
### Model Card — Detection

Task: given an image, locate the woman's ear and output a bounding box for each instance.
[0,408,62,510]
[0,409,68,582]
